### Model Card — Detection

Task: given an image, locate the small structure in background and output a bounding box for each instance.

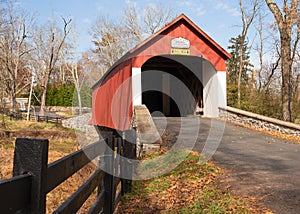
[2,98,29,112]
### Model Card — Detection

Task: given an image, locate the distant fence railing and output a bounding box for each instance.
[35,115,62,123]
[7,111,63,124]
[0,131,136,213]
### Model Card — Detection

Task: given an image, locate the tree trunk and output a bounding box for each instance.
[237,41,244,108]
[264,0,298,122]
[281,33,293,121]
[296,74,300,102]
[75,84,82,115]
[27,76,34,121]
[40,87,47,117]
[237,68,242,108]
[9,88,16,113]
[39,68,51,117]
[1,94,6,129]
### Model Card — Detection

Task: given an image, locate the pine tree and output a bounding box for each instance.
[227,35,253,85]
[227,35,253,107]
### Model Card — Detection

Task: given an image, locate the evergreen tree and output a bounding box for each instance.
[227,35,253,85]
[227,35,253,107]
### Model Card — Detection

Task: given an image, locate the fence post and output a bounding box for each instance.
[13,138,49,214]
[122,129,136,193]
[103,135,115,214]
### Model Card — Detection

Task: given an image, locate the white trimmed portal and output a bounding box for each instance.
[132,56,227,118]
[132,67,142,106]
[91,14,230,131]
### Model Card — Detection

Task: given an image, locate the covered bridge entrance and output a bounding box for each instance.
[91,14,230,131]
[142,55,204,117]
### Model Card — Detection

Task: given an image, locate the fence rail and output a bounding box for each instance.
[54,169,105,214]
[0,174,32,213]
[36,115,62,123]
[6,111,63,124]
[47,140,105,193]
[0,108,62,124]
[0,130,136,214]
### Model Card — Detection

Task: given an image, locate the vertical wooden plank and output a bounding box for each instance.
[13,138,49,214]
[115,137,122,177]
[95,126,112,196]
[103,136,114,214]
[119,135,125,196]
[114,137,122,196]
[111,136,117,200]
[123,129,136,193]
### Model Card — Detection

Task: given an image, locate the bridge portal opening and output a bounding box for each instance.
[141,55,204,117]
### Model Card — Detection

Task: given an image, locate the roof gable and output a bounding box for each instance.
[130,14,231,61]
[92,14,230,90]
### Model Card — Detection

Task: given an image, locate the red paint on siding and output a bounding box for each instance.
[91,60,132,130]
[90,14,230,130]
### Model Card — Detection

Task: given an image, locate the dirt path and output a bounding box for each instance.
[154,117,300,214]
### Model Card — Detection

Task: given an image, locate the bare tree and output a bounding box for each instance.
[33,17,71,116]
[296,73,300,102]
[123,4,143,43]
[265,0,299,121]
[254,9,289,94]
[237,0,261,107]
[0,4,35,112]
[255,13,265,92]
[143,4,175,35]
[91,3,175,72]
[79,51,104,87]
[63,27,85,115]
[91,17,128,70]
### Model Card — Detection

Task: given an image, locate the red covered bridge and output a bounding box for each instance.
[90,14,231,131]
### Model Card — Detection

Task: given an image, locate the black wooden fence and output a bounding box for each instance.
[9,112,62,124]
[0,129,136,214]
[1,108,62,124]
[35,115,62,123]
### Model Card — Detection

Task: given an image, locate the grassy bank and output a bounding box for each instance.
[117,151,269,213]
[0,117,96,213]
[0,117,79,153]
[0,118,271,213]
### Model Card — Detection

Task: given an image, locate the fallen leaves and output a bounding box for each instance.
[228,120,300,144]
[116,151,272,213]
[0,123,96,214]
[0,147,14,179]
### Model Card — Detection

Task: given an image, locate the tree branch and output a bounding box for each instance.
[265,0,284,29]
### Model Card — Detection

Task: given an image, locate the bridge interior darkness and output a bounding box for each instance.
[141,56,203,117]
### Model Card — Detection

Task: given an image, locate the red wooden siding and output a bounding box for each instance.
[90,14,230,131]
[91,60,132,130]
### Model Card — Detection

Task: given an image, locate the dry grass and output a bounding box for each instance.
[46,161,97,213]
[117,151,271,213]
[0,118,99,213]
[0,146,14,179]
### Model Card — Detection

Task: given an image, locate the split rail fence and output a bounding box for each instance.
[0,129,136,214]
